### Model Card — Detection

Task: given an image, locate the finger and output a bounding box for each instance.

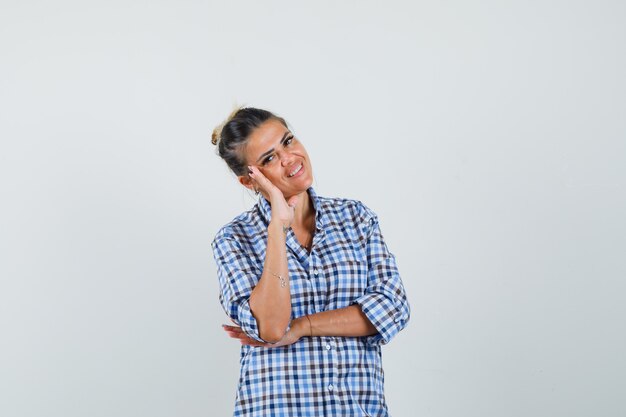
[224,330,252,341]
[223,328,241,336]
[239,337,268,347]
[222,326,246,336]
[247,165,267,183]
[248,166,278,194]
[222,328,247,339]
[287,195,299,208]
[222,324,244,333]
[226,332,248,340]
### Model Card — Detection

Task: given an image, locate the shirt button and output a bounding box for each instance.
[325,344,331,350]
[314,269,320,275]
[328,384,334,391]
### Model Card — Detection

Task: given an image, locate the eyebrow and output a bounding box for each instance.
[255,131,292,163]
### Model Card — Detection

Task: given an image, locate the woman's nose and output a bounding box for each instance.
[280,152,295,166]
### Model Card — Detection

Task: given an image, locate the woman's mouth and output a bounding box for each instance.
[288,163,303,178]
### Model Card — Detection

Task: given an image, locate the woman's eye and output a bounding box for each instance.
[285,136,294,145]
[262,155,274,165]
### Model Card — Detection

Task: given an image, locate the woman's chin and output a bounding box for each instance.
[299,177,314,193]
[281,180,313,200]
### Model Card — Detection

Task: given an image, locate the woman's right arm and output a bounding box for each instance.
[246,165,297,343]
[213,219,293,344]
[247,220,291,342]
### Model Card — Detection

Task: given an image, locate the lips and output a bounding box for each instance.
[287,163,303,178]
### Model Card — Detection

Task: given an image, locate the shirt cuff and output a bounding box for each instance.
[354,292,407,346]
[236,300,292,344]
[236,300,267,343]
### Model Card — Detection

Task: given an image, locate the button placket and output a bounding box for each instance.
[325,337,335,351]
[323,337,338,397]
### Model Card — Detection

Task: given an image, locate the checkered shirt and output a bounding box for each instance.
[212,188,410,417]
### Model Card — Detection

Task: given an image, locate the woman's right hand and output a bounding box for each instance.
[248,165,298,228]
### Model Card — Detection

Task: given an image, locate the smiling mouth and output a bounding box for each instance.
[288,163,303,178]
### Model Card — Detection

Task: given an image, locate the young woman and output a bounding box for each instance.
[211,107,410,416]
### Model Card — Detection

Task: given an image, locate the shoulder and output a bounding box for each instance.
[317,194,379,226]
[212,207,262,249]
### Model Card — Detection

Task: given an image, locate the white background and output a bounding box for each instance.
[1,1,625,416]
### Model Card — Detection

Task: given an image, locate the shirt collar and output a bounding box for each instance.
[256,187,327,230]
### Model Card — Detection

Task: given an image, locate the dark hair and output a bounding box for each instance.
[211,107,287,176]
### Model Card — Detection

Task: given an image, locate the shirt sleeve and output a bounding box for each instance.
[211,230,268,343]
[352,203,411,346]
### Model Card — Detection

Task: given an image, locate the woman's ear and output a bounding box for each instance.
[238,174,255,192]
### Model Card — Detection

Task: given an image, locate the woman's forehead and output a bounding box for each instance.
[247,120,289,154]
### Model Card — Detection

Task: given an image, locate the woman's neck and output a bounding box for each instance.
[291,190,315,232]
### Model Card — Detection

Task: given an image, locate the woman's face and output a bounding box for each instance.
[240,119,314,199]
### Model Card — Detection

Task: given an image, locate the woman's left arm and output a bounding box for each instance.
[223,305,375,347]
[306,305,377,337]
[349,202,411,345]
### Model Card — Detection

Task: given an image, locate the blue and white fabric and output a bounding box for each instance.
[212,187,410,416]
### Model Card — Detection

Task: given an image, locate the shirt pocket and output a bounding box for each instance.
[323,258,369,309]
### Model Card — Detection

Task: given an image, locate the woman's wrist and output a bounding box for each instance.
[291,316,311,339]
[268,220,290,235]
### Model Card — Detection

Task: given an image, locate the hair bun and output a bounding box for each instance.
[211,105,244,146]
[211,127,221,146]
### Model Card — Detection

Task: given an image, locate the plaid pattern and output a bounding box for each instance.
[212,188,410,417]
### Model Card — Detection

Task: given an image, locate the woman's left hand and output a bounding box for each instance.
[222,318,305,348]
